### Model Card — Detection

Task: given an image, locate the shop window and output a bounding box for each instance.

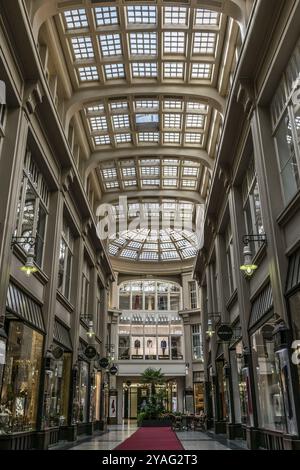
[131,336,143,359]
[158,294,168,310]
[271,39,300,204]
[171,336,183,359]
[225,224,236,295]
[145,337,157,359]
[193,380,204,415]
[0,322,43,433]
[242,159,264,256]
[58,219,74,300]
[74,361,89,423]
[43,352,71,428]
[229,342,248,425]
[192,324,203,360]
[251,318,286,433]
[132,294,143,310]
[145,293,155,310]
[15,151,49,267]
[289,291,300,391]
[118,335,130,360]
[158,336,169,359]
[119,293,130,309]
[189,281,198,309]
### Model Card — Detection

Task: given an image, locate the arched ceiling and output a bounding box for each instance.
[35,1,243,270]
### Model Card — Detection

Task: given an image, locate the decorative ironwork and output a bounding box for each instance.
[242,234,267,246]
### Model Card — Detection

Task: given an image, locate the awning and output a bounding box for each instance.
[53,319,72,351]
[249,283,273,331]
[286,248,300,295]
[6,282,45,333]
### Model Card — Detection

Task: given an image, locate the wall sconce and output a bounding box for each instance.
[185,363,189,375]
[240,234,267,277]
[87,320,95,339]
[11,237,38,277]
[206,319,215,337]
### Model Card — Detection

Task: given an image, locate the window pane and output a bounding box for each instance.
[171,336,183,359]
[275,112,300,202]
[35,204,46,267]
[119,336,130,360]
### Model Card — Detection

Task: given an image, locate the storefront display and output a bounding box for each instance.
[251,318,286,433]
[0,322,43,433]
[158,337,169,359]
[131,337,143,359]
[118,336,130,360]
[145,337,157,360]
[43,352,71,428]
[171,336,183,359]
[74,361,89,423]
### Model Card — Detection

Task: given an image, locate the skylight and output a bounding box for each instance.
[71,37,94,59]
[90,116,108,131]
[164,114,182,129]
[99,34,122,56]
[195,9,220,26]
[193,32,217,54]
[164,6,188,25]
[94,6,119,26]
[191,63,213,79]
[132,63,157,78]
[186,114,205,128]
[127,5,157,24]
[129,33,157,56]
[164,132,181,144]
[115,133,132,144]
[78,66,98,81]
[94,135,110,146]
[113,114,130,129]
[64,9,88,29]
[138,132,159,143]
[164,32,186,54]
[164,62,184,79]
[104,63,125,79]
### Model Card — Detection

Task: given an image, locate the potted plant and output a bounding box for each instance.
[138,368,172,427]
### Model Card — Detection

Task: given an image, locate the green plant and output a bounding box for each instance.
[140,368,165,397]
[137,411,147,426]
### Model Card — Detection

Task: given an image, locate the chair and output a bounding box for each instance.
[172,415,183,431]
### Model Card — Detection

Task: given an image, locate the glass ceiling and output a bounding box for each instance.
[107,198,200,262]
[99,156,203,192]
[53,2,240,265]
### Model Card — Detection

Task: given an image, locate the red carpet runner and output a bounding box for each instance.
[114,427,184,451]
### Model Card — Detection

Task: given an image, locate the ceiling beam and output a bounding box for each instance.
[98,189,205,204]
[64,86,226,133]
[86,147,213,173]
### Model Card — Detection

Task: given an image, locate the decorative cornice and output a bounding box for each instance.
[61,167,75,192]
[237,78,255,119]
[24,80,44,114]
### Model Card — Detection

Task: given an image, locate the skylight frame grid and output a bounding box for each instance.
[195,9,220,26]
[163,132,181,144]
[94,6,119,26]
[126,5,157,25]
[71,36,94,60]
[138,132,159,143]
[102,167,117,179]
[193,32,217,55]
[163,31,186,55]
[163,99,183,110]
[115,133,132,144]
[129,32,157,56]
[140,251,159,261]
[185,133,203,144]
[121,249,138,260]
[135,99,159,110]
[105,181,120,189]
[163,113,182,129]
[186,114,205,129]
[163,62,185,79]
[64,9,88,30]
[191,62,213,80]
[94,135,110,146]
[112,114,130,130]
[86,104,105,113]
[131,62,158,78]
[163,6,188,25]
[110,101,128,111]
[124,180,138,187]
[89,116,108,131]
[104,63,125,80]
[78,66,99,82]
[99,33,122,57]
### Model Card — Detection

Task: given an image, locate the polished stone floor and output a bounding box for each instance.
[64,424,247,451]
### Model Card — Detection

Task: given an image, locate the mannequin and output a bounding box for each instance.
[134,338,141,355]
[161,339,167,356]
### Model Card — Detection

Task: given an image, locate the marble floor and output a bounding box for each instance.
[65,424,246,451]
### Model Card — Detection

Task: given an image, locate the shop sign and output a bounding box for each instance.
[85,345,97,359]
[217,325,233,342]
[109,365,118,375]
[99,357,109,369]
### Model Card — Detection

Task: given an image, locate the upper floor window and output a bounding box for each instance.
[192,324,203,360]
[15,151,49,267]
[225,224,236,295]
[242,159,264,255]
[119,280,181,311]
[189,281,198,309]
[81,259,91,320]
[58,219,74,300]
[271,40,300,204]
